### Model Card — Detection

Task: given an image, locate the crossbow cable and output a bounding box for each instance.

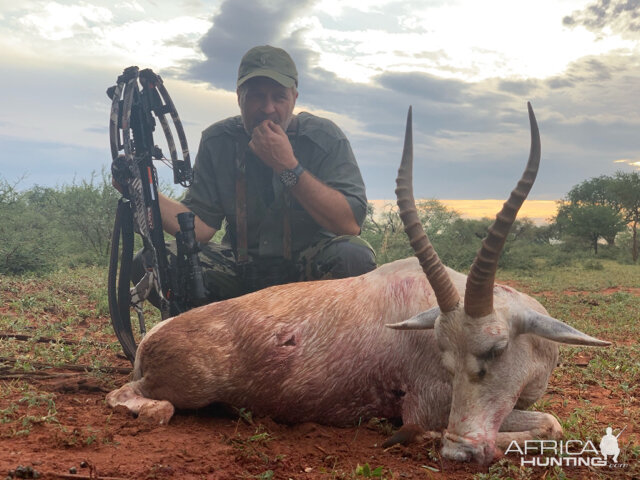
[107,66,193,363]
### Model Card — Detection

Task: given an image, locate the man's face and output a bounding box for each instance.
[238,77,298,133]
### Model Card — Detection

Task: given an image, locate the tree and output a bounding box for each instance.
[562,172,640,261]
[566,175,619,207]
[417,199,460,236]
[564,175,621,245]
[554,202,626,254]
[361,202,411,265]
[361,199,465,266]
[610,172,640,262]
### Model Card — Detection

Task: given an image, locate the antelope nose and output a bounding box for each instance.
[442,432,498,464]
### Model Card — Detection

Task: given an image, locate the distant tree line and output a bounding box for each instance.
[1,171,638,275]
[360,199,556,272]
[361,171,640,269]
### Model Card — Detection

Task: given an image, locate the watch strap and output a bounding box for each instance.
[291,162,304,177]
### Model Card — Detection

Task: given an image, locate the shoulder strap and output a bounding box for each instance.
[235,139,249,264]
[283,118,300,260]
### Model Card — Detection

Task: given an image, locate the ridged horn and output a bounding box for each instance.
[396,107,460,312]
[464,102,541,318]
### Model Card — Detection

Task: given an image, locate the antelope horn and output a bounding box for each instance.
[464,102,541,318]
[396,107,460,312]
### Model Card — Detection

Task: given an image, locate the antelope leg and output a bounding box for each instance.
[106,382,175,425]
[496,409,562,449]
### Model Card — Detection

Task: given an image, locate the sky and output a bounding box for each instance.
[1,0,639,209]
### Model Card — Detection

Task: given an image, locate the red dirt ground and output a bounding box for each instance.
[1,282,638,480]
[2,354,637,480]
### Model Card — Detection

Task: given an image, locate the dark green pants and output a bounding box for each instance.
[133,235,376,305]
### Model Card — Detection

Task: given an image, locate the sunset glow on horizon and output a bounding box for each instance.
[369,199,558,225]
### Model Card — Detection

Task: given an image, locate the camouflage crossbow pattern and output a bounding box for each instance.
[107,66,206,363]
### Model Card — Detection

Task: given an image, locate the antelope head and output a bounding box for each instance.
[389,104,610,463]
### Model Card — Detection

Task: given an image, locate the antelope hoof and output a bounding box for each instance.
[138,400,175,425]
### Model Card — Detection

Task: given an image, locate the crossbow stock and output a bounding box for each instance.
[107,66,206,363]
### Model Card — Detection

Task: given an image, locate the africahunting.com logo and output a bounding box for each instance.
[505,426,629,468]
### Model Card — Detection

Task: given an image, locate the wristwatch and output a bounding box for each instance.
[279,163,305,188]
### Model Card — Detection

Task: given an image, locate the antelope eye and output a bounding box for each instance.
[479,344,506,361]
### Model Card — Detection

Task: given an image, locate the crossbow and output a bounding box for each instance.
[107,66,207,364]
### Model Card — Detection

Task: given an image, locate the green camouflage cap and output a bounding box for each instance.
[237,45,298,88]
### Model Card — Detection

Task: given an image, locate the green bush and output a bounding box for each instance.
[499,243,540,271]
[0,172,119,275]
[0,181,58,274]
[582,259,604,270]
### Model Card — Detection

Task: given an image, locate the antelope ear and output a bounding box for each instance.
[517,309,611,346]
[386,307,440,330]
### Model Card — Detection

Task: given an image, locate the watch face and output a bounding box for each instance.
[280,169,299,187]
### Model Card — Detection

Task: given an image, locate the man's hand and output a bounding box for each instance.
[159,193,217,243]
[249,119,360,236]
[248,120,297,172]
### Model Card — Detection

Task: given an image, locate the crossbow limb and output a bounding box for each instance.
[107,66,203,363]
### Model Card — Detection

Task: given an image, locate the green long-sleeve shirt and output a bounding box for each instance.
[182,112,367,258]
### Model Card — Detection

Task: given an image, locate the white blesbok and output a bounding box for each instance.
[107,103,609,464]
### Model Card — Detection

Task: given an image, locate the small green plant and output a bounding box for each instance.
[229,423,277,467]
[252,471,274,480]
[235,407,255,425]
[0,403,19,424]
[355,463,384,478]
[248,431,271,443]
[531,397,553,413]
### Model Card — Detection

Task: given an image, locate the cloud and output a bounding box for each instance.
[377,72,468,104]
[3,0,638,202]
[2,2,210,71]
[18,2,113,41]
[343,51,640,199]
[179,0,640,201]
[187,0,319,90]
[563,0,640,38]
[498,79,540,96]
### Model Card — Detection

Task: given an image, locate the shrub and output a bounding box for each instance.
[0,182,58,274]
[582,259,604,270]
[0,172,119,274]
